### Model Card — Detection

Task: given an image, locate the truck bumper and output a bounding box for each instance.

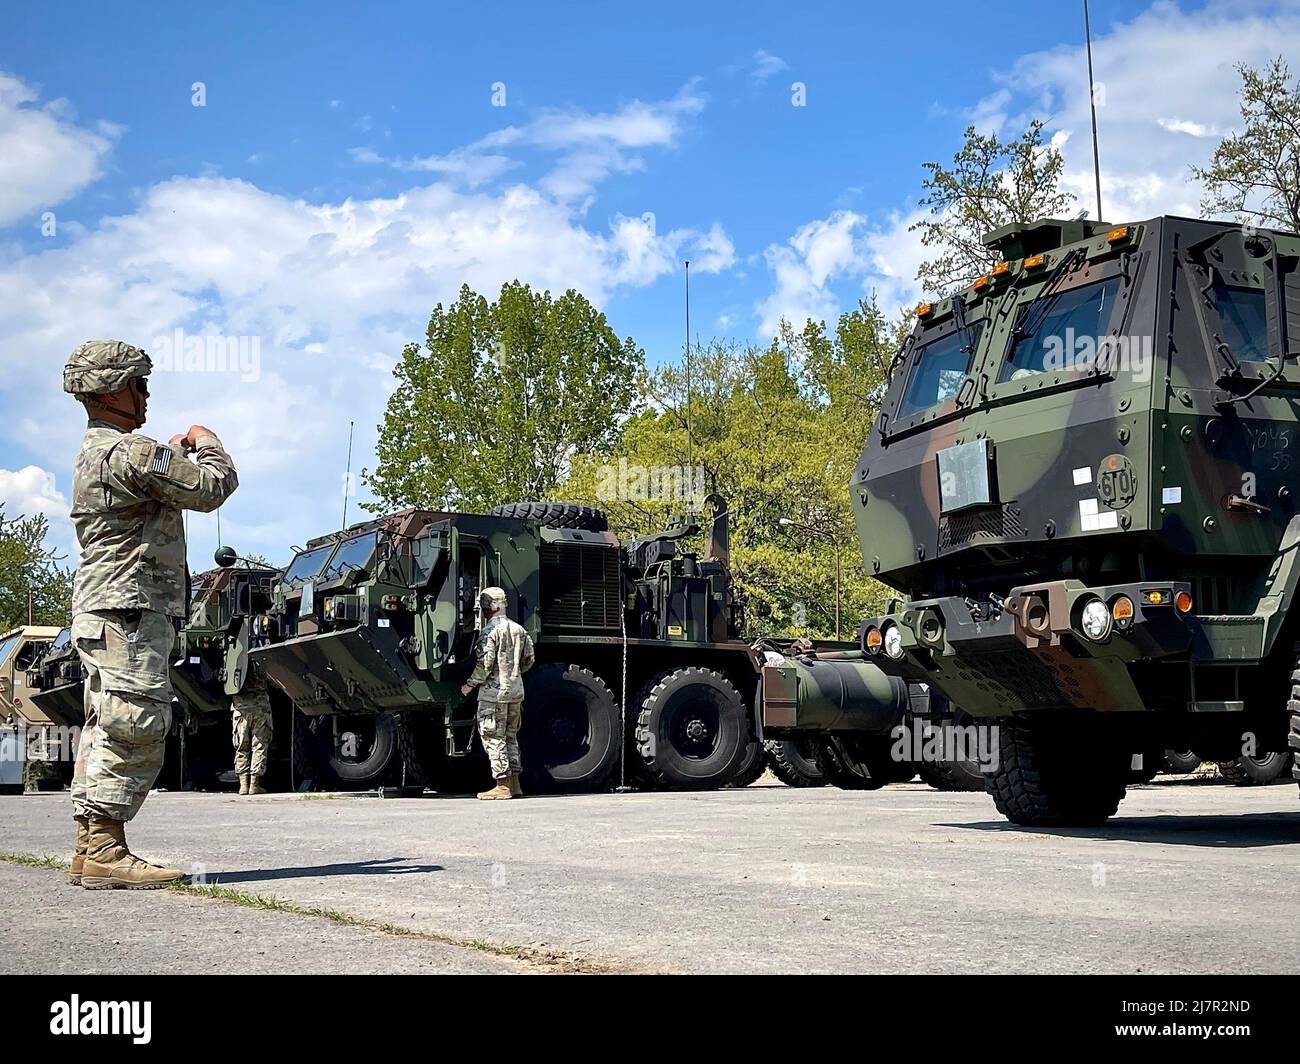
[861,579,1199,716]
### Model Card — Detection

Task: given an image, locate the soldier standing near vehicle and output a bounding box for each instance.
[461,587,534,799]
[231,666,273,795]
[63,340,238,888]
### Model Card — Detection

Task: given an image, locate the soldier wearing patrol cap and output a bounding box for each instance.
[461,587,535,799]
[63,340,238,889]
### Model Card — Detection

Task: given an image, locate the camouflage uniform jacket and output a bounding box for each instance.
[467,615,535,703]
[70,420,238,619]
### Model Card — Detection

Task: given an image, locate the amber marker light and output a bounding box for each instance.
[1106,226,1131,244]
[865,626,883,654]
[1111,595,1135,630]
[1023,253,1046,269]
[991,260,1012,276]
[1175,591,1193,614]
[1141,588,1167,606]
[916,302,934,319]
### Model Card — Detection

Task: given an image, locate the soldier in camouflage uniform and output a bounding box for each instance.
[461,587,534,799]
[231,666,273,795]
[64,340,238,889]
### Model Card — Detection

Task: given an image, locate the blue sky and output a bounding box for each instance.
[2,0,1298,570]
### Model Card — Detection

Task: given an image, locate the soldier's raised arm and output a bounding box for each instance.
[125,431,238,513]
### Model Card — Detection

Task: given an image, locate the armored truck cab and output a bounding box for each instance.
[854,215,1300,823]
[1,625,70,790]
[252,499,767,793]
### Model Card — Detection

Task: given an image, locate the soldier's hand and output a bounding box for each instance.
[184,424,217,449]
[168,433,188,450]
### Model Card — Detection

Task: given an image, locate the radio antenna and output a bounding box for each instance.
[341,419,355,530]
[684,259,694,511]
[1084,0,1104,222]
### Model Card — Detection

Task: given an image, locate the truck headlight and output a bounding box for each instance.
[323,598,335,619]
[883,623,904,659]
[1079,598,1112,642]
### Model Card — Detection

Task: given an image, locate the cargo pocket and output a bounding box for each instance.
[99,611,174,701]
[71,615,106,656]
[477,701,501,738]
[98,692,171,750]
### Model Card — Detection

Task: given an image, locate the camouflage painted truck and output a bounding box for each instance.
[0,625,70,792]
[836,214,1300,824]
[27,554,290,791]
[249,497,845,793]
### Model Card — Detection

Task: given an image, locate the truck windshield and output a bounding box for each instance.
[898,324,984,418]
[282,544,335,588]
[0,633,19,665]
[1000,277,1121,381]
[1213,281,1268,362]
[321,532,377,581]
[51,628,70,649]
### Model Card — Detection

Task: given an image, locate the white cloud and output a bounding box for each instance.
[750,50,789,83]
[0,71,120,228]
[757,211,865,335]
[354,84,706,203]
[0,87,733,569]
[0,466,67,522]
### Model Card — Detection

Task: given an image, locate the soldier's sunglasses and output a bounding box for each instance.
[134,377,149,398]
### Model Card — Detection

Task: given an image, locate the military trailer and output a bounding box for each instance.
[835,214,1300,825]
[251,497,787,793]
[0,625,71,791]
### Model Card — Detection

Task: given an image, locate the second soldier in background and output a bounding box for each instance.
[461,587,535,799]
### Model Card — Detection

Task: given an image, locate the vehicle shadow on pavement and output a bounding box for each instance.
[203,856,445,884]
[942,812,1300,848]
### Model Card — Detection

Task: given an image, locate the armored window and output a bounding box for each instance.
[281,543,335,588]
[1000,277,1121,382]
[0,633,19,665]
[898,324,984,418]
[321,532,377,581]
[1211,282,1268,363]
[51,628,70,649]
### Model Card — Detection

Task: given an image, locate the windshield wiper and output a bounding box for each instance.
[1012,246,1086,342]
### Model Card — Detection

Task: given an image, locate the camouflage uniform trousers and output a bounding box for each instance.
[231,673,273,778]
[478,699,522,780]
[70,609,175,823]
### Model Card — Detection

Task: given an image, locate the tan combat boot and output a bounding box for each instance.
[69,816,90,886]
[81,817,186,890]
[508,773,523,797]
[238,774,249,796]
[476,777,513,800]
[248,775,267,795]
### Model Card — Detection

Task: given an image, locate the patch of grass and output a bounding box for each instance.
[0,851,68,871]
[3,847,654,974]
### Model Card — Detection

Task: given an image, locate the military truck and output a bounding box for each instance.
[27,554,293,791]
[837,214,1300,824]
[250,497,804,793]
[0,625,71,791]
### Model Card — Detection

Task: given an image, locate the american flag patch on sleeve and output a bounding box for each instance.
[149,445,173,476]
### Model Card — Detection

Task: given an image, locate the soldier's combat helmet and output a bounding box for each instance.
[479,587,508,610]
[63,340,152,396]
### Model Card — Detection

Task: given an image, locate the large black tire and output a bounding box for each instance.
[635,668,754,790]
[489,502,608,533]
[293,710,400,790]
[519,664,621,793]
[986,716,1130,827]
[1163,748,1202,774]
[764,738,826,787]
[1217,750,1293,786]
[725,733,767,788]
[918,754,986,792]
[813,736,894,790]
[396,712,487,793]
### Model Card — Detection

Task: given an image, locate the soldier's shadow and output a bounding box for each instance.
[203,856,444,883]
[944,811,1300,848]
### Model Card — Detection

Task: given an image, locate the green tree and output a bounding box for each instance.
[561,298,900,638]
[0,509,73,630]
[1193,57,1300,233]
[365,282,643,512]
[911,119,1075,296]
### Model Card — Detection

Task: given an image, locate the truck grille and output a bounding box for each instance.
[539,543,621,631]
[938,504,1027,553]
